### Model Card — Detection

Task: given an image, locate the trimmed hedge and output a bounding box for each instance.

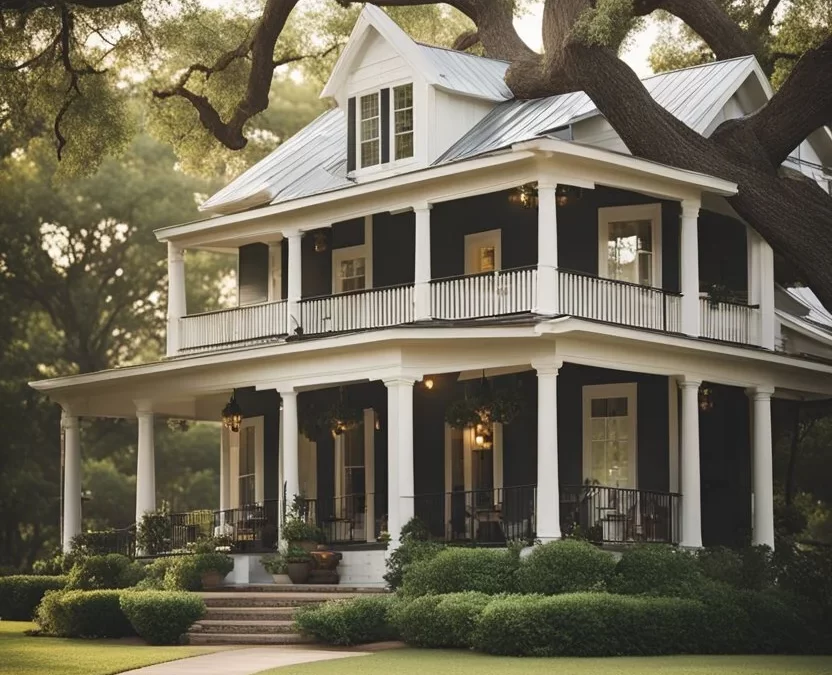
[402,548,519,597]
[609,545,705,598]
[393,592,491,648]
[162,553,234,591]
[0,575,67,620]
[384,539,446,590]
[294,595,398,646]
[120,591,205,645]
[517,540,616,595]
[66,554,145,590]
[697,546,774,591]
[36,589,134,638]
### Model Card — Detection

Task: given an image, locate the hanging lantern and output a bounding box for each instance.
[222,392,243,432]
[508,183,539,209]
[698,385,714,412]
[313,232,328,253]
[556,185,583,207]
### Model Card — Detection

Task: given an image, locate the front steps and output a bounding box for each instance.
[188,585,386,645]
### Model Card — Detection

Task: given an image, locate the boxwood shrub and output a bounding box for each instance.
[393,592,491,648]
[162,553,234,591]
[66,554,145,590]
[36,589,134,638]
[517,540,616,595]
[120,591,205,645]
[0,575,67,620]
[608,545,705,598]
[294,595,398,646]
[402,548,519,597]
[384,539,446,590]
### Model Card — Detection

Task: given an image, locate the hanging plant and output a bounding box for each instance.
[298,389,362,439]
[444,378,524,428]
[489,384,523,425]
[445,396,483,429]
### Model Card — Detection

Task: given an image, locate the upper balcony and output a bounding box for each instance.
[169,183,766,356]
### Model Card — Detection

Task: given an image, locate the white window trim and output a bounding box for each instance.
[598,204,663,288]
[358,91,381,169]
[268,241,282,302]
[392,83,414,162]
[331,217,373,294]
[230,415,264,508]
[581,383,638,489]
[333,408,374,541]
[464,229,502,275]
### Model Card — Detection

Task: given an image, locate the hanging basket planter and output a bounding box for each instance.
[444,378,524,429]
[299,388,363,439]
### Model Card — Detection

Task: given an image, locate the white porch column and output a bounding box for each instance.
[62,409,82,552]
[536,182,559,315]
[281,390,300,502]
[413,204,432,321]
[534,361,562,541]
[219,425,231,515]
[166,242,186,357]
[384,376,416,547]
[135,405,157,523]
[747,230,775,350]
[680,199,701,337]
[749,386,775,548]
[286,232,303,335]
[679,378,703,548]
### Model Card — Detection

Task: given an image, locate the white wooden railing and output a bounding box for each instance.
[299,284,414,334]
[558,270,682,332]
[430,267,538,320]
[699,297,757,344]
[179,300,288,351]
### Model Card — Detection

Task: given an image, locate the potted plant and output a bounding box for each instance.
[283,496,324,552]
[191,538,234,590]
[261,552,290,584]
[285,546,313,584]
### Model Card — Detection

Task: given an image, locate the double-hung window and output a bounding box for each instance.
[360,93,380,168]
[393,83,414,160]
[598,204,662,287]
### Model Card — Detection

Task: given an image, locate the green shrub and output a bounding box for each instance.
[609,545,704,598]
[517,540,616,595]
[697,546,774,591]
[133,557,176,590]
[776,545,832,622]
[472,592,706,657]
[402,548,519,596]
[66,554,145,590]
[393,592,491,648]
[384,539,445,590]
[36,589,134,638]
[163,553,234,591]
[0,575,67,620]
[294,595,398,646]
[32,552,76,576]
[120,591,205,645]
[137,509,172,556]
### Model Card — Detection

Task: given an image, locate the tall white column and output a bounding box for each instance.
[281,390,300,502]
[750,386,775,548]
[166,242,187,357]
[679,378,703,548]
[413,204,432,321]
[135,406,157,523]
[536,182,559,315]
[62,409,82,552]
[384,377,415,547]
[219,425,231,513]
[746,229,775,349]
[534,362,562,541]
[286,233,303,335]
[680,199,701,337]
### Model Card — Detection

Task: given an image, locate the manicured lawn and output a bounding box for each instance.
[0,621,226,675]
[256,648,832,675]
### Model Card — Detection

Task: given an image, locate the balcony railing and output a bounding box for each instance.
[559,269,682,333]
[300,285,414,335]
[431,267,537,320]
[180,300,287,351]
[699,297,758,344]
[299,493,386,544]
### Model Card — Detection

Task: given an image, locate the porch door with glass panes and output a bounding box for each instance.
[336,422,366,541]
[238,424,256,507]
[332,246,367,332]
[464,230,502,317]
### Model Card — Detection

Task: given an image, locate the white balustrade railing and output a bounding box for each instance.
[299,285,414,334]
[431,268,538,320]
[179,300,288,351]
[558,270,682,332]
[699,297,757,344]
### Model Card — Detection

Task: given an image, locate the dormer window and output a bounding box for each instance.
[360,93,381,168]
[348,82,415,173]
[393,83,414,160]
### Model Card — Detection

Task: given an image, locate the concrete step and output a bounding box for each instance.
[221,584,387,594]
[204,606,297,621]
[188,632,314,646]
[200,592,368,608]
[193,620,296,635]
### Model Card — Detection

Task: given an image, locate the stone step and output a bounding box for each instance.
[204,606,298,621]
[193,620,296,635]
[221,584,387,594]
[200,592,367,608]
[188,632,314,646]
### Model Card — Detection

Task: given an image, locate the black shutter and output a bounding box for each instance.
[347,97,356,173]
[380,88,390,164]
[238,243,269,306]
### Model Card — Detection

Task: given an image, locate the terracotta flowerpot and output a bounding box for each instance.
[200,569,224,590]
[271,573,291,585]
[287,561,311,584]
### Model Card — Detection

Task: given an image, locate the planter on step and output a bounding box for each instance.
[287,561,311,584]
[200,569,225,590]
[272,573,292,584]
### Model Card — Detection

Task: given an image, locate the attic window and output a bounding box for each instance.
[360,93,381,167]
[393,83,414,160]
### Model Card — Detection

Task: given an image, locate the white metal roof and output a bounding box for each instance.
[417,43,511,101]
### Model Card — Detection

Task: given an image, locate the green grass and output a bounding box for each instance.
[256,648,832,675]
[0,621,226,675]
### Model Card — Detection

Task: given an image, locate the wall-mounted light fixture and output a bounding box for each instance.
[423,377,435,390]
[313,232,328,253]
[509,183,584,209]
[222,391,243,432]
[698,385,714,412]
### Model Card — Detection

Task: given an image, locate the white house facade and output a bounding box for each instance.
[31,7,832,584]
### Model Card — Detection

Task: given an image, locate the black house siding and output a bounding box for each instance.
[238,243,270,305]
[699,211,748,294]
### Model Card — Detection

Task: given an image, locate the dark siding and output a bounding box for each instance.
[380,88,390,164]
[238,243,269,305]
[413,382,447,498]
[302,228,331,298]
[236,388,280,501]
[501,371,537,488]
[346,97,356,173]
[373,212,415,287]
[332,218,364,249]
[699,211,748,294]
[281,241,288,301]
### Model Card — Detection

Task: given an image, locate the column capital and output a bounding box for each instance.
[61,409,79,430]
[134,400,154,417]
[680,198,701,218]
[678,377,702,390]
[746,385,775,400]
[532,360,563,376]
[278,388,298,399]
[412,201,432,212]
[285,230,305,241]
[167,241,184,263]
[383,375,418,387]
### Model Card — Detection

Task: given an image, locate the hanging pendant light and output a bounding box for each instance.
[222,391,243,432]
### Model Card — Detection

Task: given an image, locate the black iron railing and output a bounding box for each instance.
[212,499,280,553]
[412,485,537,545]
[560,484,680,544]
[75,526,137,557]
[300,493,386,543]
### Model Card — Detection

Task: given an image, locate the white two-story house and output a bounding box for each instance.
[32,7,832,584]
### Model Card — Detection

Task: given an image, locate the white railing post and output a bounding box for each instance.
[414,203,432,321]
[536,182,559,315]
[287,232,303,336]
[680,199,700,337]
[166,242,186,357]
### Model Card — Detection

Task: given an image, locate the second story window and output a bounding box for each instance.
[360,93,380,168]
[393,83,414,160]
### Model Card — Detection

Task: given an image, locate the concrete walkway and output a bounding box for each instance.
[119,646,369,675]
